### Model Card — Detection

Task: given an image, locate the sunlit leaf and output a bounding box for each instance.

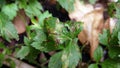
[38,11,52,26]
[25,0,42,18]
[0,13,19,42]
[31,30,46,50]
[16,46,30,59]
[2,3,18,20]
[88,64,98,68]
[61,39,81,68]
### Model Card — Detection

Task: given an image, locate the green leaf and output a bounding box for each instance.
[118,32,120,44]
[16,46,30,59]
[101,58,120,68]
[0,42,5,49]
[99,29,109,46]
[38,11,52,26]
[2,3,18,20]
[25,0,42,18]
[49,39,81,68]
[31,35,58,52]
[108,3,116,17]
[115,6,120,19]
[89,0,97,4]
[93,46,103,62]
[57,0,75,12]
[48,52,62,68]
[109,19,120,46]
[61,40,81,68]
[17,0,27,9]
[24,36,31,45]
[25,46,40,64]
[0,0,6,8]
[88,64,98,68]
[5,58,16,68]
[31,42,43,50]
[45,17,57,32]
[0,54,5,67]
[0,13,19,42]
[108,46,120,58]
[31,30,46,50]
[1,22,19,42]
[54,22,65,44]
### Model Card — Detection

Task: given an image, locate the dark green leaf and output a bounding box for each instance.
[17,0,27,9]
[25,46,40,64]
[16,46,30,59]
[101,58,120,68]
[5,58,16,68]
[93,46,103,62]
[0,0,6,8]
[0,54,4,67]
[0,42,5,49]
[108,46,120,58]
[108,3,116,17]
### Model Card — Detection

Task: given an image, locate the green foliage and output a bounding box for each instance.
[0,42,15,67]
[5,58,16,68]
[48,52,62,68]
[108,3,116,17]
[61,40,81,68]
[0,54,5,67]
[99,29,109,46]
[49,39,81,68]
[0,0,6,8]
[118,32,120,44]
[93,46,103,62]
[108,46,120,58]
[101,58,120,68]
[16,46,30,59]
[0,12,19,42]
[88,64,98,68]
[89,0,97,4]
[57,0,75,12]
[1,3,18,20]
[24,0,42,18]
[0,0,120,68]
